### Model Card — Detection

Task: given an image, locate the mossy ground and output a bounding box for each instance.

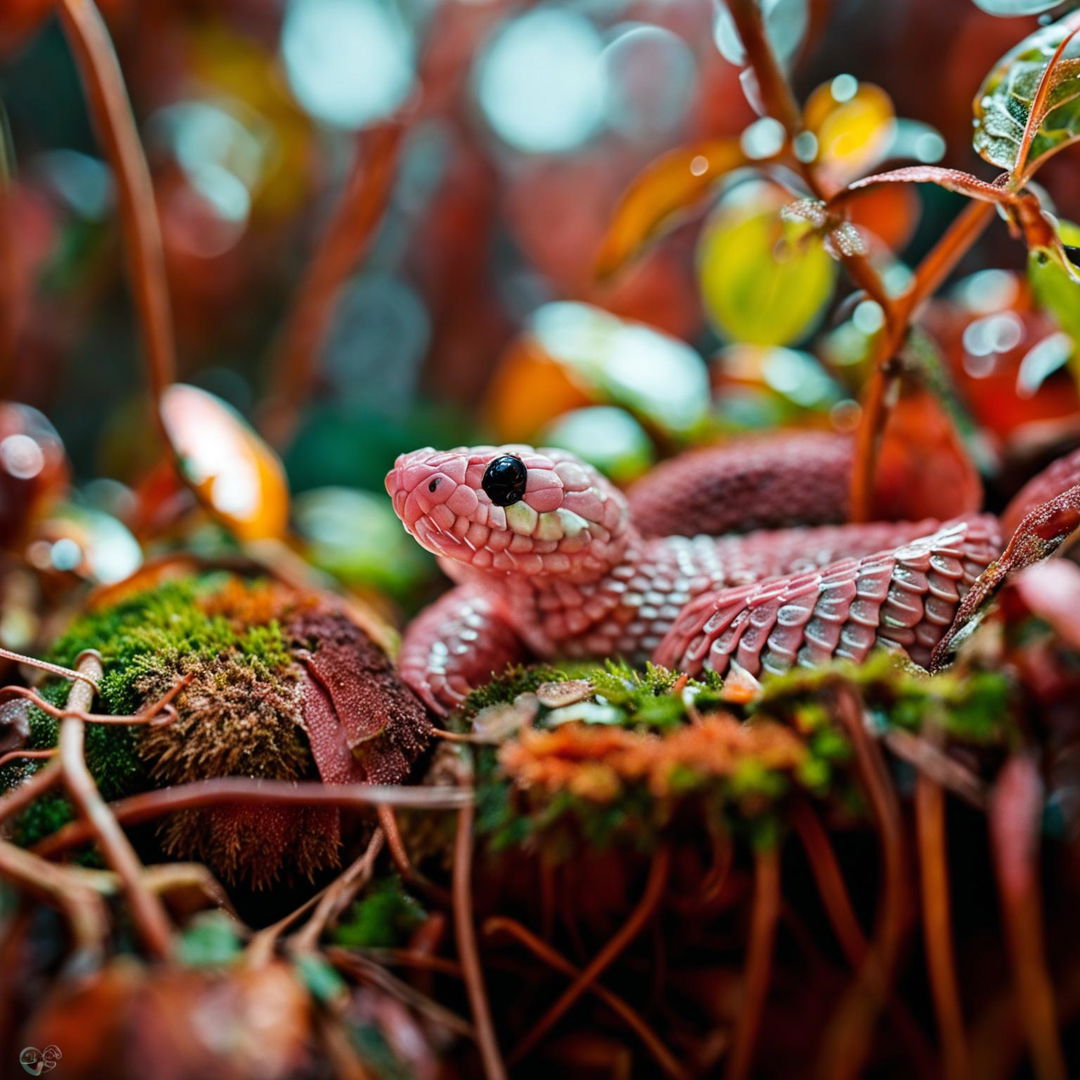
[459,652,1015,858]
[1,574,302,848]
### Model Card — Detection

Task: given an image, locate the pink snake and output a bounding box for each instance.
[386,437,1054,715]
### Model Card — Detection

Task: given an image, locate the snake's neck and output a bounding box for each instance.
[448,534,690,661]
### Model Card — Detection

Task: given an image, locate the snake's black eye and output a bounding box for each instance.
[482,455,528,506]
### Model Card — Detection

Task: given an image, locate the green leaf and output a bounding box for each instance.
[1029,222,1080,371]
[177,911,243,968]
[331,877,426,949]
[697,183,836,347]
[973,15,1080,173]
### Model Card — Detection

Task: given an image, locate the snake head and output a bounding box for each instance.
[386,445,631,576]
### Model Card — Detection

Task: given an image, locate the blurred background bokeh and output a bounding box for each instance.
[0,0,1075,623]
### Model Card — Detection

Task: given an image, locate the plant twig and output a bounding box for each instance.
[453,802,506,1080]
[485,916,689,1080]
[34,777,475,857]
[291,829,385,954]
[725,842,782,1080]
[57,651,174,960]
[792,802,868,968]
[261,121,407,447]
[0,647,101,690]
[989,755,1066,1080]
[56,0,175,426]
[849,199,996,521]
[328,947,476,1040]
[817,684,912,1080]
[723,0,895,318]
[0,673,190,728]
[0,837,107,965]
[916,766,970,1080]
[0,757,61,825]
[509,847,671,1064]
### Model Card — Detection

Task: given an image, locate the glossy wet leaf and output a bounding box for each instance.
[159,384,289,542]
[596,139,746,278]
[698,185,836,347]
[803,81,895,180]
[973,14,1080,173]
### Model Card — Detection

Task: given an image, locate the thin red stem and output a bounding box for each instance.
[817,685,912,1080]
[989,756,1066,1080]
[261,121,407,447]
[453,803,507,1080]
[34,776,473,857]
[485,915,689,1080]
[56,0,176,425]
[509,847,671,1064]
[916,769,971,1080]
[725,842,782,1080]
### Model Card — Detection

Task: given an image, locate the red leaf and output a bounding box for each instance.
[871,380,983,522]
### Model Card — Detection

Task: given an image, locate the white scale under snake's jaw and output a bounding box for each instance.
[386,445,633,577]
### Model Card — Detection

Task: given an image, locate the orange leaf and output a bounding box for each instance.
[595,139,747,279]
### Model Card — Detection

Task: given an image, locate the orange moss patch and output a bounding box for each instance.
[498,715,807,803]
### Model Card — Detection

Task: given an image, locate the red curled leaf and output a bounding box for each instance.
[841,166,1012,203]
[931,476,1080,670]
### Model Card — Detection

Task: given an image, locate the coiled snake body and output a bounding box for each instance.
[386,437,1052,714]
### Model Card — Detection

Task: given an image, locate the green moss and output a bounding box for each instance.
[0,574,297,846]
[466,649,1015,861]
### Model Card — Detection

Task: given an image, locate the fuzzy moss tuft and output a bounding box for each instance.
[0,575,303,853]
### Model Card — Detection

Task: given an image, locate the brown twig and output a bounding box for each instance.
[0,647,100,689]
[723,0,895,318]
[792,802,868,968]
[485,916,689,1080]
[57,651,174,960]
[509,847,671,1064]
[291,829,385,954]
[848,198,996,521]
[34,776,474,857]
[0,673,190,729]
[816,684,912,1080]
[261,121,407,447]
[453,803,506,1080]
[915,766,970,1080]
[989,755,1066,1080]
[0,837,107,965]
[0,749,57,770]
[725,842,782,1080]
[56,0,175,430]
[327,946,477,1040]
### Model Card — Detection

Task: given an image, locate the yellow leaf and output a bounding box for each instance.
[803,81,895,180]
[697,184,836,347]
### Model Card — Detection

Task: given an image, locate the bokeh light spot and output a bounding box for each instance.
[282,0,415,129]
[476,9,605,154]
